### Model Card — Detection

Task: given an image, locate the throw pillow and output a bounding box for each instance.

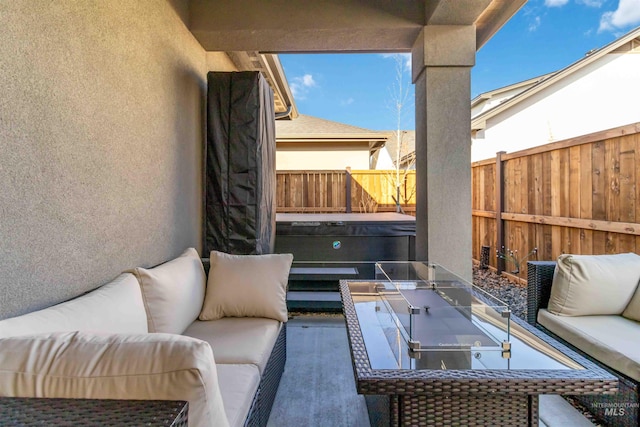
[0,331,229,427]
[130,247,206,334]
[622,282,640,322]
[199,251,293,322]
[547,253,640,316]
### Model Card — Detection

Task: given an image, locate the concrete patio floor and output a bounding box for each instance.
[267,314,597,427]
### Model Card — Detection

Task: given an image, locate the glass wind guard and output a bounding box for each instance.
[375,262,511,358]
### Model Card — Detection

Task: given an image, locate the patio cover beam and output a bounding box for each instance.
[188,0,525,53]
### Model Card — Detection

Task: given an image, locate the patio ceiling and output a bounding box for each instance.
[188,0,526,53]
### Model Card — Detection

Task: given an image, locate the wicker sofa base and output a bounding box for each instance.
[527,261,640,427]
[244,323,287,427]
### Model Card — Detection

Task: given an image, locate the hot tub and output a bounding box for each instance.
[275,213,416,262]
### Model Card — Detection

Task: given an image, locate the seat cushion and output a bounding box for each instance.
[217,364,261,427]
[199,251,293,322]
[130,248,206,334]
[183,317,281,374]
[0,331,229,427]
[547,253,640,316]
[0,273,147,338]
[622,285,640,322]
[538,309,640,382]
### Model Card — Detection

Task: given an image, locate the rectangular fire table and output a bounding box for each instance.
[340,262,618,426]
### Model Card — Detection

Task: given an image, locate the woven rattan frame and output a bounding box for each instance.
[527,261,639,427]
[341,279,618,426]
[245,323,287,427]
[0,398,188,426]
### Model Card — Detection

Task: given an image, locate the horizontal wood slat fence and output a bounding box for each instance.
[276,169,416,215]
[472,122,640,282]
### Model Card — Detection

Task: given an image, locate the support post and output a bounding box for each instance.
[496,151,506,274]
[345,167,352,213]
[412,26,476,281]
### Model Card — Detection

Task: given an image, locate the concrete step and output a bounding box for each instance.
[287,291,342,312]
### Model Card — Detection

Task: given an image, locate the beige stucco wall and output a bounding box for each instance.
[276,142,371,170]
[0,1,208,319]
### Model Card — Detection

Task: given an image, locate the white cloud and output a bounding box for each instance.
[529,16,542,31]
[577,0,605,6]
[340,97,354,106]
[290,73,317,99]
[301,74,316,87]
[380,53,412,72]
[544,0,569,7]
[599,0,640,32]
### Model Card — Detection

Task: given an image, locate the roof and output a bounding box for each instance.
[276,115,389,142]
[472,26,640,131]
[226,52,298,119]
[470,72,555,109]
[383,130,415,160]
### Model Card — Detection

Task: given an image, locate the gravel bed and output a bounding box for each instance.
[472,264,527,320]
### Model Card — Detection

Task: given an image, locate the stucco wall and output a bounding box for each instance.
[0,1,208,319]
[276,142,371,170]
[472,53,640,161]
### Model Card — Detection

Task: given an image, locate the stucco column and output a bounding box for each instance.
[412,26,475,281]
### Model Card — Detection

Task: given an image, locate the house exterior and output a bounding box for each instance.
[375,130,417,170]
[0,1,524,319]
[275,115,388,170]
[471,26,640,162]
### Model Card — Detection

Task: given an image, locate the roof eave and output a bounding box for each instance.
[472,26,640,127]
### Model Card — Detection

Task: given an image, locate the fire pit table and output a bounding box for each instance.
[340,261,618,426]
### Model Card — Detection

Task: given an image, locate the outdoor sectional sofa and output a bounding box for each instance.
[0,248,293,427]
[527,253,640,426]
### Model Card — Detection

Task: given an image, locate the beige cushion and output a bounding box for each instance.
[0,331,229,427]
[130,248,206,334]
[547,253,640,316]
[199,251,293,322]
[622,285,640,322]
[0,273,147,338]
[184,317,282,373]
[538,309,640,382]
[217,364,261,427]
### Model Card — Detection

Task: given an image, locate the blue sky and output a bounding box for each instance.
[279,0,640,131]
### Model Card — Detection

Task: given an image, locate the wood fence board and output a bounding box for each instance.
[619,136,635,223]
[486,164,496,212]
[569,145,581,219]
[560,148,570,218]
[606,137,621,223]
[636,133,640,226]
[542,152,552,216]
[579,144,592,219]
[532,153,543,216]
[592,141,606,221]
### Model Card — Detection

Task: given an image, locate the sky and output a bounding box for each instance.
[279,0,640,132]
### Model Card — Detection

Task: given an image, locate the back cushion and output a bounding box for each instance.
[0,273,147,338]
[130,248,206,334]
[0,331,229,427]
[548,253,640,316]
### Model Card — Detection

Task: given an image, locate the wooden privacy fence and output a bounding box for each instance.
[472,122,640,282]
[276,169,416,215]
